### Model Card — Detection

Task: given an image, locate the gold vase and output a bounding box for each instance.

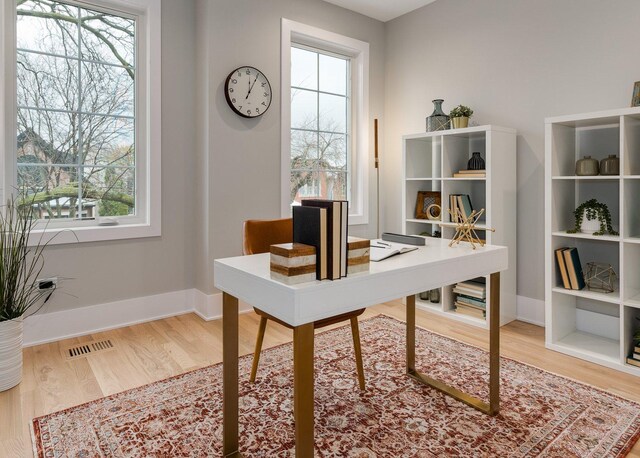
[451,117,469,129]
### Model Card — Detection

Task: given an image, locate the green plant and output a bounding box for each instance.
[567,198,618,236]
[449,105,473,118]
[634,318,640,345]
[0,196,55,322]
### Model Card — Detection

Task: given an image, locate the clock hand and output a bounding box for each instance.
[246,73,260,99]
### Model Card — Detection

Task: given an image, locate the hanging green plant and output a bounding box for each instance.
[567,198,618,236]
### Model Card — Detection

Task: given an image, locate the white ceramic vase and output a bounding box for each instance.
[580,209,601,234]
[0,317,23,392]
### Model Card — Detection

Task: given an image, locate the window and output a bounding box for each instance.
[281,19,369,225]
[1,0,161,244]
[290,45,350,203]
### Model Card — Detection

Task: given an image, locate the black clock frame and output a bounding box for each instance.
[224,66,272,118]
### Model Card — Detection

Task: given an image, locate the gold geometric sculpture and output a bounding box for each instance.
[584,262,617,293]
[443,207,495,250]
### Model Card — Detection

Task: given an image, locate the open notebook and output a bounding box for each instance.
[370,241,419,262]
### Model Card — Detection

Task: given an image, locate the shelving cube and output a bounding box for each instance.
[402,125,517,328]
[545,106,640,376]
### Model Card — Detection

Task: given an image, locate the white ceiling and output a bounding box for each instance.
[323,0,437,22]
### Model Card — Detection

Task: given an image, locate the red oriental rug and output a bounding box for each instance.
[32,315,640,457]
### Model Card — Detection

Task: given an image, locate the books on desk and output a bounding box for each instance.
[293,199,349,280]
[370,241,418,262]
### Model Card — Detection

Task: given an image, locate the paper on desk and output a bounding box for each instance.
[370,241,420,262]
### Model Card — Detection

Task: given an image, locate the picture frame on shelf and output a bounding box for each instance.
[415,191,441,220]
[632,81,640,107]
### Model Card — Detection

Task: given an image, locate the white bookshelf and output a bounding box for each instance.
[402,125,517,328]
[545,106,640,376]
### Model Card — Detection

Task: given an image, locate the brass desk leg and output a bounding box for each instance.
[293,323,315,457]
[223,293,243,457]
[406,271,501,416]
[488,271,500,415]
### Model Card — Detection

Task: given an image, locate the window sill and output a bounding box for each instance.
[348,213,368,226]
[29,222,161,246]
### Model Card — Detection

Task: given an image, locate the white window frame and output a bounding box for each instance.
[281,18,369,225]
[0,0,161,245]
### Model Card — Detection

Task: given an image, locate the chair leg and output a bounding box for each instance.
[350,316,366,391]
[250,317,268,383]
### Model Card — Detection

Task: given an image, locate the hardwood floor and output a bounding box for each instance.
[1,301,639,457]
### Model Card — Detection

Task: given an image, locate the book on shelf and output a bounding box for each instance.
[555,247,571,289]
[456,294,486,309]
[635,345,640,353]
[301,199,341,280]
[453,303,486,319]
[627,357,640,368]
[457,280,485,291]
[293,205,327,280]
[562,247,586,290]
[455,299,485,311]
[449,194,473,221]
[453,287,486,299]
[454,170,486,178]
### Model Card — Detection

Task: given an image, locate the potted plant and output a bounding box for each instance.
[449,105,474,129]
[0,196,54,392]
[567,199,618,236]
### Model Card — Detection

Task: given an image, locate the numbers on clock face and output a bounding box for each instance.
[225,66,272,118]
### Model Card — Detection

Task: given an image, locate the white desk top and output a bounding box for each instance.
[214,238,507,327]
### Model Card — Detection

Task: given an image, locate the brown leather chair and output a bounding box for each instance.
[243,218,366,390]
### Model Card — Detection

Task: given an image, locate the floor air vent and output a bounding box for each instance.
[65,339,115,359]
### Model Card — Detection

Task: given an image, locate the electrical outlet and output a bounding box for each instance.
[38,277,58,290]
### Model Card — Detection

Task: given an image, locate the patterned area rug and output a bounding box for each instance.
[32,315,640,457]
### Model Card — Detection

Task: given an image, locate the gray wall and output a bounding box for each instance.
[195,0,385,293]
[383,0,640,302]
[38,0,198,312]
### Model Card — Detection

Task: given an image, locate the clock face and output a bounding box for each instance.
[224,66,272,118]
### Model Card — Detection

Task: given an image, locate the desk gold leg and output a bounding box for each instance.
[293,323,315,457]
[489,271,501,415]
[223,293,242,457]
[406,272,501,416]
[406,294,416,371]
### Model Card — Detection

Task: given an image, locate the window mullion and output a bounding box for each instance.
[315,51,320,196]
[76,5,83,218]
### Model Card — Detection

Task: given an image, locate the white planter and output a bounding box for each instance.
[580,210,601,234]
[0,317,23,392]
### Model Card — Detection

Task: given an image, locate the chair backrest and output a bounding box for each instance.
[243,218,293,255]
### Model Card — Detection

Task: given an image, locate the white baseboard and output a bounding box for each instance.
[516,295,545,327]
[191,289,252,321]
[23,290,546,347]
[23,288,252,347]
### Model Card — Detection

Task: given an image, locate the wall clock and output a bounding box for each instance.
[224,66,272,118]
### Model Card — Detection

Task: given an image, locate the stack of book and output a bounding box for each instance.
[292,199,348,280]
[449,194,473,221]
[627,344,640,368]
[555,247,585,290]
[453,169,486,178]
[452,279,486,319]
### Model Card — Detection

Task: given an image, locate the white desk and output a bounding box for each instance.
[214,238,508,457]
